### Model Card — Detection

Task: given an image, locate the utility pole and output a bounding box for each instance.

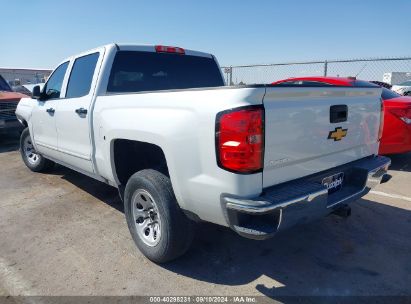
[324,60,328,76]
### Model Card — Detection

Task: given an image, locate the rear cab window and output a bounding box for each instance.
[107,51,224,93]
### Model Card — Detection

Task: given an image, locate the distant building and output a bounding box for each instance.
[0,68,52,86]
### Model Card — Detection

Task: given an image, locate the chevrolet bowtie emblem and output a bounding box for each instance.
[328,127,348,141]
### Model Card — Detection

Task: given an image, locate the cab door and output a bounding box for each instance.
[55,50,103,174]
[31,61,69,160]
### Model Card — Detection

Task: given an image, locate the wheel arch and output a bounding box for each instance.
[111,138,170,187]
[17,117,28,127]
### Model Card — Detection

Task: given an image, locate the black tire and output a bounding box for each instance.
[404,91,411,96]
[20,128,54,172]
[124,169,195,263]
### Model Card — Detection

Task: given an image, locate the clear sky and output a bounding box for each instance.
[2,0,410,69]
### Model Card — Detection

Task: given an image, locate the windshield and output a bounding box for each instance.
[107,51,224,93]
[381,87,401,100]
[0,75,12,92]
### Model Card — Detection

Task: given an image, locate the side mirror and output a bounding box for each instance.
[32,85,41,99]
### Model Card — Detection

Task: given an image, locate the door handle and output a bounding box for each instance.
[75,108,88,115]
[46,108,55,114]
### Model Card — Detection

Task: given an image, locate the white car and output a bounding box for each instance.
[15,44,391,263]
[392,81,411,96]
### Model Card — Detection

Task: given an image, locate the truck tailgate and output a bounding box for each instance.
[262,86,382,188]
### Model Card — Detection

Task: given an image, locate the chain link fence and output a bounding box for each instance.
[221,57,411,86]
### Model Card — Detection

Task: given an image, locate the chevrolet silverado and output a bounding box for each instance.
[16,44,391,263]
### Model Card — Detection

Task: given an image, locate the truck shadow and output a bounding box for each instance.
[163,198,411,297]
[3,128,409,295]
[53,162,411,296]
[16,146,410,297]
[51,164,123,213]
[0,133,20,153]
[387,152,411,172]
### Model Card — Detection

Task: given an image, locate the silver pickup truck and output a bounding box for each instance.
[16,44,390,263]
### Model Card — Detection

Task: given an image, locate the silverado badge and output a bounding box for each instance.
[328,127,347,141]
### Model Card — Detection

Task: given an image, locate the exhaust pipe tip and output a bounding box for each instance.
[333,205,351,218]
[381,174,392,184]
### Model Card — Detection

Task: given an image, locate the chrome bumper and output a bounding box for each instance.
[221,156,391,240]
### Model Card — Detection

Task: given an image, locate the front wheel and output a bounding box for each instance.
[124,169,195,263]
[20,128,54,172]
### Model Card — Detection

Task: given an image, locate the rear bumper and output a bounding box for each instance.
[221,155,391,240]
[0,119,24,133]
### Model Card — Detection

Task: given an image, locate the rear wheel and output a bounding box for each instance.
[124,169,195,263]
[404,91,411,96]
[20,128,54,172]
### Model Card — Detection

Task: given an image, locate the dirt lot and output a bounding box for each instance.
[0,132,410,299]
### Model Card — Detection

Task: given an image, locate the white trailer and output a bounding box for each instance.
[383,72,411,85]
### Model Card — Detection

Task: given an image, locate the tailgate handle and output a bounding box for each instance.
[330,105,347,123]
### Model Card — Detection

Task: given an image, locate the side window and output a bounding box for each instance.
[43,61,69,99]
[66,53,99,98]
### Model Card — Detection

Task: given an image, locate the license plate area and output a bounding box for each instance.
[322,172,344,194]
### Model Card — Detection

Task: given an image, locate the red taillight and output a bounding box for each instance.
[155,45,185,55]
[378,99,384,141]
[216,106,264,173]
